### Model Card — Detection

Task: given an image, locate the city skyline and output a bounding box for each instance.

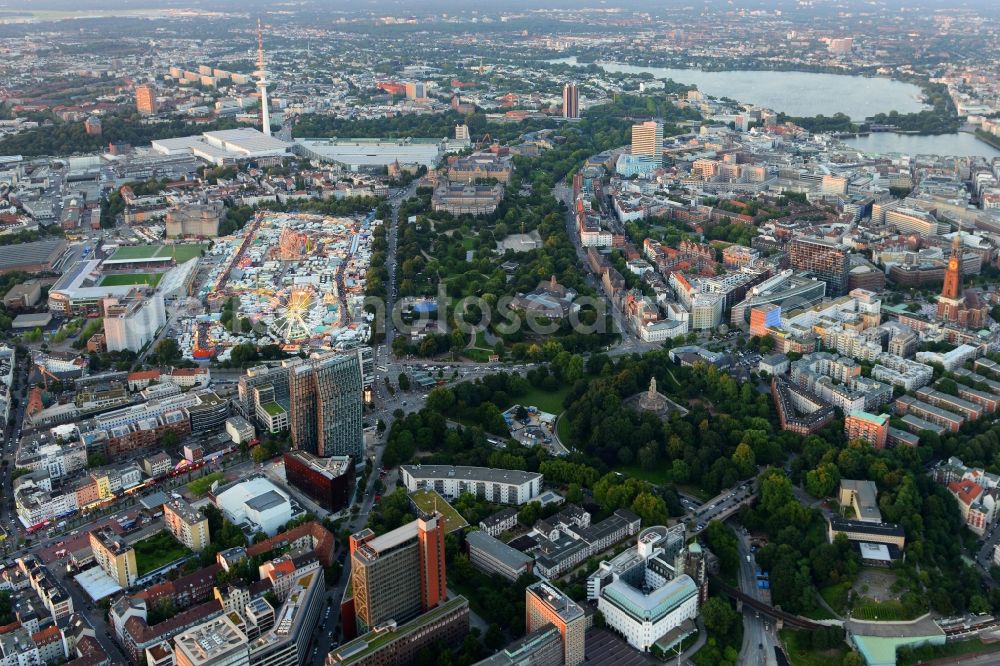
[0,3,998,666]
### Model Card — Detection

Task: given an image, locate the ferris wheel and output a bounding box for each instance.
[271,286,317,342]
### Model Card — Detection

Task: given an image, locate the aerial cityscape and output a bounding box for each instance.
[0,0,1000,665]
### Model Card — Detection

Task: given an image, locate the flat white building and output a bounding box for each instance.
[872,353,934,391]
[916,344,979,372]
[174,614,249,666]
[15,430,87,480]
[599,576,698,651]
[400,465,542,505]
[213,477,292,537]
[103,290,166,353]
[294,137,443,169]
[639,318,688,342]
[151,128,290,166]
[588,526,700,652]
[15,471,78,527]
[95,391,201,430]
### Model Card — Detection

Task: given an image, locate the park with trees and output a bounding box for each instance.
[372,334,998,664]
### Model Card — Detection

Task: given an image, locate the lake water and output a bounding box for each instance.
[550,57,1000,158]
[843,132,1000,158]
[550,57,927,119]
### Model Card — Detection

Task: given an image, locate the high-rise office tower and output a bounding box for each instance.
[631,121,664,160]
[349,512,447,635]
[828,37,854,55]
[289,352,364,460]
[135,84,157,115]
[562,82,579,119]
[241,348,371,439]
[525,581,586,666]
[788,236,849,297]
[405,81,426,100]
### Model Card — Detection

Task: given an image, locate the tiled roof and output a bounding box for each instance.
[948,479,983,507]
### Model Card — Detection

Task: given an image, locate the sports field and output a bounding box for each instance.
[409,489,468,534]
[108,243,206,263]
[108,244,166,261]
[172,244,208,263]
[98,272,163,287]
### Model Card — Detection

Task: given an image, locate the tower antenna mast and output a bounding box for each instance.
[257,18,272,137]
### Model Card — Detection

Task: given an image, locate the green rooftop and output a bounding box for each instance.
[331,597,469,663]
[408,489,468,534]
[261,401,286,416]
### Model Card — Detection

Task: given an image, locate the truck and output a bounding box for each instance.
[746,555,751,563]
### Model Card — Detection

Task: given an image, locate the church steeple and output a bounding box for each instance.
[939,227,965,323]
[941,236,962,301]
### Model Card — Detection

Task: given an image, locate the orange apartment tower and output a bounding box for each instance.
[346,512,447,637]
[135,84,157,115]
[525,581,586,666]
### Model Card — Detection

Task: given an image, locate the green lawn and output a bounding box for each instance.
[779,629,848,666]
[677,484,713,501]
[98,272,163,287]
[77,317,104,341]
[464,348,492,363]
[109,244,165,260]
[409,490,468,534]
[659,368,682,391]
[462,330,494,363]
[261,401,286,416]
[133,530,191,575]
[170,243,208,263]
[820,581,851,615]
[614,464,674,486]
[897,638,1000,666]
[556,414,571,446]
[187,471,226,497]
[801,604,837,621]
[108,243,206,263]
[851,597,919,621]
[515,386,571,415]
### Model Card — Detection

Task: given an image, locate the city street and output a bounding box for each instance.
[378,181,417,375]
[976,524,1000,577]
[553,180,662,358]
[688,480,758,536]
[735,524,778,666]
[1,352,30,548]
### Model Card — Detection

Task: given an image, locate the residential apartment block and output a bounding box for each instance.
[845,411,890,449]
[90,527,138,588]
[164,498,211,552]
[400,465,542,505]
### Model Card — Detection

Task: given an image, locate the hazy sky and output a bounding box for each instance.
[4,0,999,13]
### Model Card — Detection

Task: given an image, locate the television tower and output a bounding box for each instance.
[256,18,271,136]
